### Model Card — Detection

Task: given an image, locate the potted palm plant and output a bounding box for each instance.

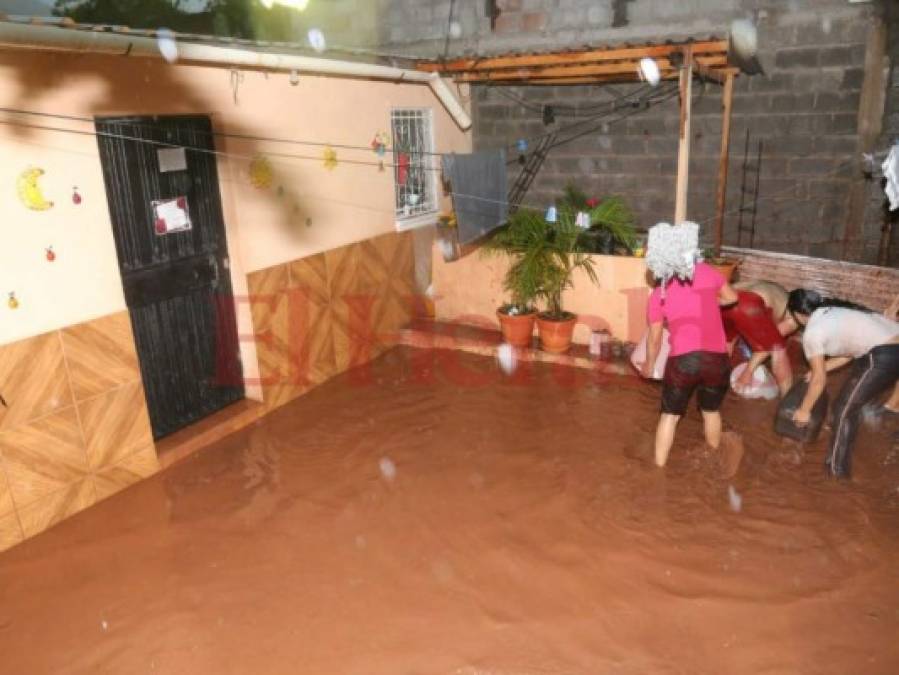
[481,212,541,346]
[535,207,599,353]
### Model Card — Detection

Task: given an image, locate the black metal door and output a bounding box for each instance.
[95,115,243,439]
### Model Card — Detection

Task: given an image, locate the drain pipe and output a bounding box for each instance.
[0,21,472,130]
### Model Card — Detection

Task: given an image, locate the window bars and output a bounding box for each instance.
[391,108,437,220]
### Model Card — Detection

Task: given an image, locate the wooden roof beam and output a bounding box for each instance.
[453,55,727,83]
[418,39,728,73]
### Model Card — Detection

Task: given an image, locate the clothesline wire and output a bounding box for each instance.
[0,112,865,236]
[0,84,681,211]
[0,81,676,164]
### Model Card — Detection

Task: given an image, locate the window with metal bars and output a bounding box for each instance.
[391,108,438,226]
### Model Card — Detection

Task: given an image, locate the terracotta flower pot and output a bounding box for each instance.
[709,258,739,282]
[496,309,536,347]
[536,312,577,353]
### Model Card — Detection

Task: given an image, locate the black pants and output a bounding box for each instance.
[827,344,899,477]
[661,351,730,416]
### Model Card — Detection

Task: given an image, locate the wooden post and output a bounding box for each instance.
[844,19,887,261]
[674,47,693,225]
[714,72,734,256]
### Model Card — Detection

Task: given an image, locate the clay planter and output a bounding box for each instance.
[536,312,577,354]
[708,258,740,282]
[496,309,537,347]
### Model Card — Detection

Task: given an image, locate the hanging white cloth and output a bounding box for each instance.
[881,145,899,211]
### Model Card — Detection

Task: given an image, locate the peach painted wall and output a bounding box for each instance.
[431,245,653,344]
[0,49,471,378]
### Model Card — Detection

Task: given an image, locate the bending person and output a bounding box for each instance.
[723,280,794,396]
[642,222,738,468]
[788,289,899,477]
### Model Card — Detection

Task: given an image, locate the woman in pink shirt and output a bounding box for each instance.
[642,223,738,468]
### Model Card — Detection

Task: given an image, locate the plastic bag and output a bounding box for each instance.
[730,362,779,400]
[630,327,670,380]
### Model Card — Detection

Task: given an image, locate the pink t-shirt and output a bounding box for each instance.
[647,262,727,357]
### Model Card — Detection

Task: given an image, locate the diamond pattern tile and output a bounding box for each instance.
[0,333,72,431]
[61,311,140,402]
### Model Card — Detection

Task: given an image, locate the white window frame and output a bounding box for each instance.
[391,107,440,231]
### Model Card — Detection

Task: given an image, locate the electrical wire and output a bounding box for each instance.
[0,81,676,163]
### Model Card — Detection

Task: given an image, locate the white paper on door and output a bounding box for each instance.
[152,196,192,235]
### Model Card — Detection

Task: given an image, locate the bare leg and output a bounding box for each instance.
[701,410,722,449]
[654,413,681,467]
[886,381,899,412]
[770,348,794,397]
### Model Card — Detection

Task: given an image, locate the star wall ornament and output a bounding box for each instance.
[71,186,82,205]
[46,246,56,262]
[323,146,338,170]
[16,167,53,211]
[7,292,18,310]
[249,155,274,189]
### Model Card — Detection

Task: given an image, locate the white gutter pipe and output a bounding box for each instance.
[0,21,472,130]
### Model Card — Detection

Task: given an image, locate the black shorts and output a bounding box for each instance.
[661,351,731,415]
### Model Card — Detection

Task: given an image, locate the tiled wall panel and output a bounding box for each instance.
[0,311,159,552]
[248,231,416,411]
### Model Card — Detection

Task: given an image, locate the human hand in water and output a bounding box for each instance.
[792,408,811,427]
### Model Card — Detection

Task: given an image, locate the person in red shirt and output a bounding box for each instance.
[722,280,794,397]
[642,223,738,468]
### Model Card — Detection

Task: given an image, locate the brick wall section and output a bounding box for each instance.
[380,0,889,264]
[723,246,899,312]
[866,0,899,267]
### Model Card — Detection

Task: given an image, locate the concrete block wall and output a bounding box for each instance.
[378,0,890,263]
[867,0,899,267]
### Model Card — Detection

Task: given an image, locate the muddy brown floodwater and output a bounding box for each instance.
[1,347,897,674]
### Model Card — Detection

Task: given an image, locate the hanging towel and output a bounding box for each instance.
[441,150,508,245]
[882,144,899,211]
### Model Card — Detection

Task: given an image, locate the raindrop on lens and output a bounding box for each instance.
[378,457,397,482]
[638,57,660,86]
[308,28,326,53]
[497,343,517,375]
[157,28,179,64]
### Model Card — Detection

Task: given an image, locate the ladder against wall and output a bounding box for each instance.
[736,129,762,248]
[507,132,557,213]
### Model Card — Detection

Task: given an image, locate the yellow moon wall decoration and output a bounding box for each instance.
[16,167,54,211]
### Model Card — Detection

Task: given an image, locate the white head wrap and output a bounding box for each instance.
[645,221,701,285]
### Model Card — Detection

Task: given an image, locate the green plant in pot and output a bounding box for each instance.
[559,183,638,255]
[535,207,599,353]
[481,212,542,347]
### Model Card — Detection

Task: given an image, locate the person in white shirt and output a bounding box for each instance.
[787,289,899,477]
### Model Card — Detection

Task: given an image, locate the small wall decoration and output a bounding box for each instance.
[323,146,338,171]
[249,155,274,189]
[7,292,19,310]
[152,196,192,235]
[46,246,56,262]
[371,132,389,172]
[71,186,82,205]
[16,167,54,211]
